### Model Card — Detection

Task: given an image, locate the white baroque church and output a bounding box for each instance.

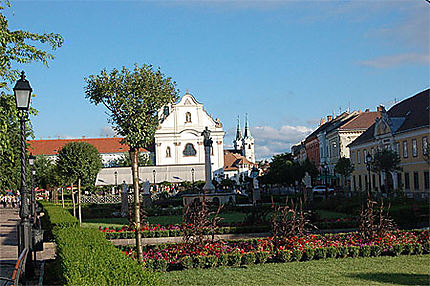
[95,92,255,185]
[154,92,225,175]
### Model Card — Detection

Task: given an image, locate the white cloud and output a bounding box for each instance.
[359,53,430,68]
[100,126,117,137]
[252,125,313,160]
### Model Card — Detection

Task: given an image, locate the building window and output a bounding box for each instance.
[412,139,417,157]
[357,150,361,164]
[353,176,356,190]
[185,112,192,123]
[358,175,362,190]
[371,148,375,157]
[403,141,408,158]
[395,143,400,155]
[166,147,171,158]
[424,171,429,190]
[364,149,368,163]
[397,173,402,190]
[372,174,376,190]
[423,137,428,155]
[413,172,419,190]
[183,143,196,156]
[404,172,410,189]
[351,151,355,163]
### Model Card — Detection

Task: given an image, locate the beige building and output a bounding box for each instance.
[349,89,429,199]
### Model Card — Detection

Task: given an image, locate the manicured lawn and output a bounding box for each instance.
[162,255,430,286]
[82,212,246,228]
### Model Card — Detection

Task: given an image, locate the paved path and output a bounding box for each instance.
[0,208,20,278]
[0,208,56,283]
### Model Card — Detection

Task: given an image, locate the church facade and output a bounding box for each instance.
[154,92,225,176]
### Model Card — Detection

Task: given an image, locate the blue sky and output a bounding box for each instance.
[4,0,429,160]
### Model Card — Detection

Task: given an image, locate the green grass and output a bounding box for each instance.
[162,255,430,286]
[82,212,246,228]
[317,210,350,219]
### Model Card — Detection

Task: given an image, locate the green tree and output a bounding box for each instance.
[371,149,402,192]
[0,1,63,190]
[335,157,354,190]
[85,64,179,262]
[112,152,152,167]
[56,142,102,224]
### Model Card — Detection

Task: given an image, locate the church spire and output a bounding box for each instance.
[244,113,252,138]
[235,116,242,140]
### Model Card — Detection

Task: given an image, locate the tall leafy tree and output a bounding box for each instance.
[335,157,354,189]
[112,152,152,167]
[85,64,179,262]
[56,142,102,224]
[0,1,63,190]
[371,149,402,192]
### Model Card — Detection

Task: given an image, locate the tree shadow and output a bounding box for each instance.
[350,273,429,285]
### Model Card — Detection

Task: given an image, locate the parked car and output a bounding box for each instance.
[312,185,334,194]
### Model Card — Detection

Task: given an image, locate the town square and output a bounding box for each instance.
[0,1,429,285]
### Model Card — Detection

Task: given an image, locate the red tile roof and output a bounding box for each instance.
[27,137,149,156]
[340,111,381,130]
[223,150,255,171]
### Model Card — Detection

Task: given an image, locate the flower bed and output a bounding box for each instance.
[100,218,357,240]
[119,230,430,271]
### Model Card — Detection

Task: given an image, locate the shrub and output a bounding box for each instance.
[402,244,414,255]
[193,256,205,268]
[302,248,315,261]
[180,256,193,270]
[326,247,337,259]
[348,246,359,258]
[241,253,256,265]
[255,251,270,264]
[227,253,242,267]
[391,244,403,256]
[359,245,371,257]
[218,253,229,266]
[153,258,168,272]
[314,248,327,260]
[423,242,430,254]
[370,245,381,257]
[414,244,423,255]
[276,250,292,263]
[204,255,219,268]
[338,247,349,258]
[291,249,303,261]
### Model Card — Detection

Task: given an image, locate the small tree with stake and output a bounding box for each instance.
[371,149,401,194]
[85,64,178,262]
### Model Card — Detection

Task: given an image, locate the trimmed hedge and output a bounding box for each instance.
[42,203,160,285]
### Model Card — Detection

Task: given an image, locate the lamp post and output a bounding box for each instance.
[366,153,372,197]
[153,170,156,192]
[191,168,195,192]
[14,71,33,269]
[28,153,36,223]
[322,162,328,198]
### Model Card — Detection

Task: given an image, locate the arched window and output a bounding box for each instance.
[185,112,192,123]
[166,147,171,158]
[183,143,197,156]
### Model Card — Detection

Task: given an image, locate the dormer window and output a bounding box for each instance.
[185,112,192,123]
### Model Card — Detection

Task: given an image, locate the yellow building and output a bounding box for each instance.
[349,89,429,199]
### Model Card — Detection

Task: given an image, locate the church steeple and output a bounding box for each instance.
[244,113,252,138]
[236,116,242,140]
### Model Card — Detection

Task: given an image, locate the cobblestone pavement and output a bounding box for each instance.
[0,208,56,284]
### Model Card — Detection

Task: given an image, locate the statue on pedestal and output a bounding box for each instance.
[201,127,215,193]
[120,181,128,217]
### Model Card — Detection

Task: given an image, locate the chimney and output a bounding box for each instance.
[320,118,325,126]
[82,136,86,139]
[327,115,333,122]
[365,108,369,113]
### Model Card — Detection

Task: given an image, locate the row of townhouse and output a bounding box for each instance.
[293,89,429,198]
[348,89,429,199]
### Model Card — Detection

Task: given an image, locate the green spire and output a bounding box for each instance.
[236,115,242,140]
[244,113,252,138]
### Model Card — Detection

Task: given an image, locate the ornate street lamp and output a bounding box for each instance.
[28,153,36,223]
[153,170,156,192]
[114,171,118,194]
[321,162,328,196]
[191,168,195,192]
[366,153,372,196]
[14,71,33,268]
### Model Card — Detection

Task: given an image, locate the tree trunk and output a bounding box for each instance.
[130,149,143,263]
[61,187,65,208]
[71,183,76,218]
[78,178,82,226]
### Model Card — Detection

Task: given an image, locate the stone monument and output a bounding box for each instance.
[201,127,215,193]
[120,181,128,217]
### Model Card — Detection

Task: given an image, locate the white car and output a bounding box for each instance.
[312,185,334,194]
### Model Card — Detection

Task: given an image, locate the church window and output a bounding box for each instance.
[248,144,251,149]
[183,143,197,156]
[185,112,192,123]
[211,146,214,155]
[166,147,171,158]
